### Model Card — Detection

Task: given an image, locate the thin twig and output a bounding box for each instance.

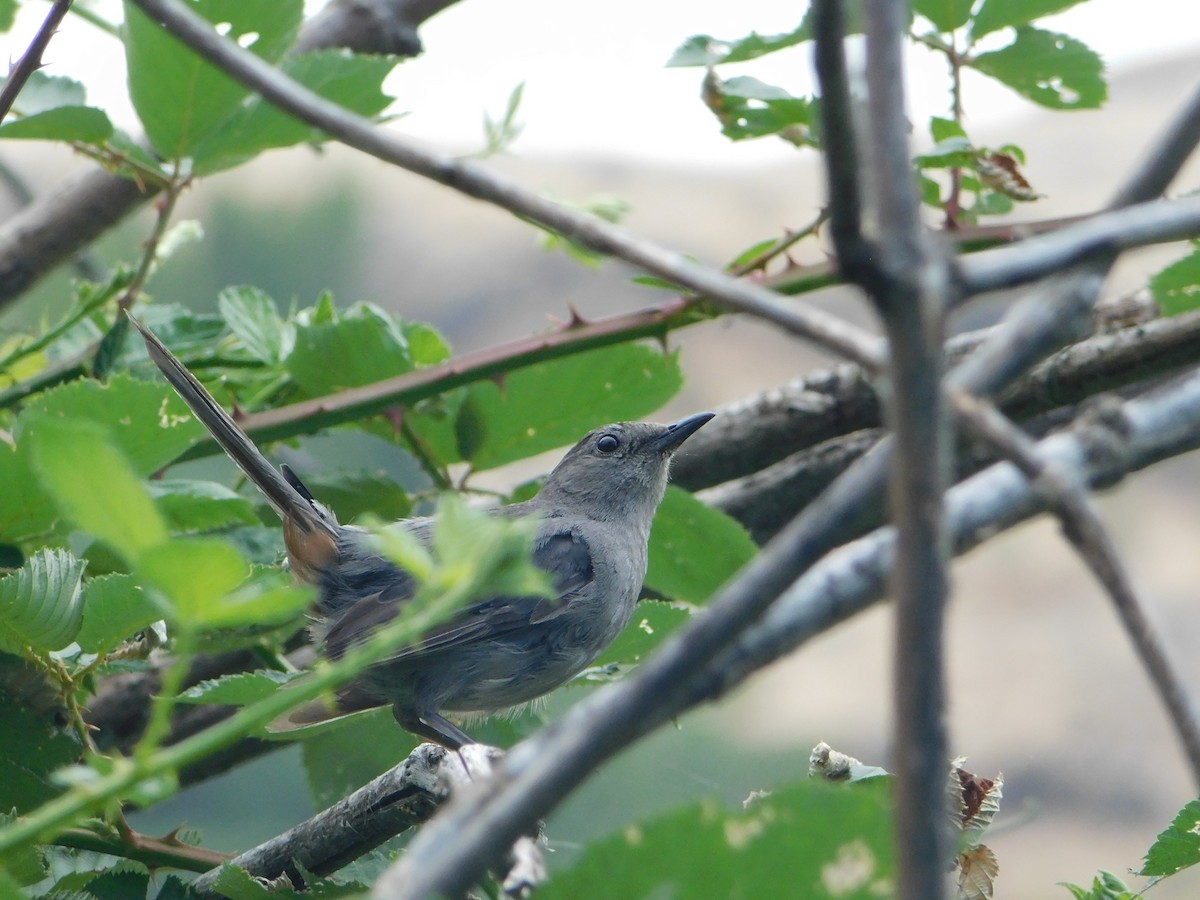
[0,0,74,123]
[952,392,1200,788]
[127,0,886,371]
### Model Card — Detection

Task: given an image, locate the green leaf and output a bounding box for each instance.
[301,708,418,809]
[971,27,1106,110]
[3,70,86,113]
[1058,870,1139,899]
[914,0,974,32]
[402,321,452,366]
[17,374,205,477]
[1140,798,1200,876]
[729,237,779,269]
[0,812,46,886]
[668,23,811,67]
[0,549,86,653]
[972,0,1090,39]
[139,540,310,630]
[705,75,816,143]
[76,574,163,655]
[0,687,81,814]
[1149,243,1200,315]
[178,669,298,705]
[218,285,292,365]
[123,0,303,159]
[148,479,260,533]
[541,778,893,899]
[647,487,755,604]
[914,135,976,169]
[0,0,15,31]
[285,302,412,396]
[593,600,691,670]
[0,106,113,143]
[27,417,168,563]
[190,50,397,174]
[0,442,58,543]
[448,343,683,471]
[929,116,967,142]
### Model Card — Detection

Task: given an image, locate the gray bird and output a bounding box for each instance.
[130,315,712,748]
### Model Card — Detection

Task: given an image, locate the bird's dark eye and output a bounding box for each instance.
[596,434,620,453]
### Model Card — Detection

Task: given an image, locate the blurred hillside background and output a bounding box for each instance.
[3,1,1200,895]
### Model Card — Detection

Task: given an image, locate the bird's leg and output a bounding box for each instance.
[392,703,474,751]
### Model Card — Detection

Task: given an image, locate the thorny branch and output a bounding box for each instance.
[0,0,74,124]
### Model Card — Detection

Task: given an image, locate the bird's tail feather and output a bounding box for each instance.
[128,314,338,560]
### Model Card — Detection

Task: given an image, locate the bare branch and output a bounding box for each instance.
[126,0,886,370]
[962,194,1200,294]
[860,1,954,893]
[0,0,74,123]
[685,370,1200,746]
[189,744,515,896]
[952,393,1200,788]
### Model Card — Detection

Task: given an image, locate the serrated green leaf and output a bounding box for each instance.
[17,374,204,477]
[0,549,86,653]
[0,105,113,143]
[123,0,303,160]
[971,0,1090,39]
[915,0,974,32]
[0,689,81,814]
[75,865,151,900]
[668,23,811,67]
[971,26,1106,110]
[1057,870,1139,899]
[190,49,398,174]
[0,442,58,543]
[148,479,260,533]
[914,135,976,168]
[1149,243,1200,315]
[27,417,168,563]
[593,601,690,670]
[0,812,46,886]
[929,116,967,142]
[4,70,86,113]
[139,539,309,630]
[402,321,452,366]
[286,302,412,396]
[1140,798,1200,876]
[706,75,817,143]
[178,669,298,705]
[301,707,418,809]
[76,574,163,654]
[647,487,755,604]
[218,285,291,365]
[449,343,683,471]
[541,778,893,899]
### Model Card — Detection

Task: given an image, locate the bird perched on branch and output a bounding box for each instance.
[130,314,712,748]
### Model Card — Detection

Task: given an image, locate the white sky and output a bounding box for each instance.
[5,0,1199,167]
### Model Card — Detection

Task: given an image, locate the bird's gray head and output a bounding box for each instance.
[535,413,714,524]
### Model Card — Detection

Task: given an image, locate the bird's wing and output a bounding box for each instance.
[320,526,595,662]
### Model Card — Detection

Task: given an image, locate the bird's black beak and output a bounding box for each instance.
[653,412,715,455]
